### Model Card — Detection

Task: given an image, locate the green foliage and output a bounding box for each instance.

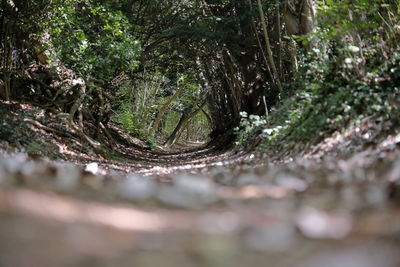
[113,82,152,139]
[2,0,55,39]
[234,112,267,146]
[49,0,141,82]
[10,0,399,149]
[266,60,398,143]
[256,0,400,146]
[164,0,256,55]
[111,70,210,144]
[316,0,398,38]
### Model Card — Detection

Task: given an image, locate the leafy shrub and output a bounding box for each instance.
[49,1,141,82]
[234,112,267,146]
[258,0,400,146]
[112,84,151,139]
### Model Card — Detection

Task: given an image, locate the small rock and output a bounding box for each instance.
[157,175,218,209]
[296,207,353,239]
[85,162,99,175]
[199,212,240,234]
[84,162,106,176]
[275,173,308,192]
[54,163,81,191]
[387,162,400,182]
[387,181,400,204]
[118,174,157,201]
[212,168,234,186]
[0,164,5,185]
[20,160,40,177]
[236,173,262,187]
[1,153,28,173]
[365,185,386,207]
[243,223,297,252]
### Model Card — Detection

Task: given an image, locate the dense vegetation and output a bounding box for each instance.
[1,0,399,149]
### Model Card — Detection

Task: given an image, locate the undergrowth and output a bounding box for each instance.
[235,25,400,148]
[263,48,400,147]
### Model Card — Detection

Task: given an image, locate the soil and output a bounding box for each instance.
[1,100,400,267]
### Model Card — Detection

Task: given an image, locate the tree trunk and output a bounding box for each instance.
[256,0,283,97]
[164,113,187,146]
[1,2,13,101]
[276,0,283,77]
[164,102,205,146]
[149,79,184,137]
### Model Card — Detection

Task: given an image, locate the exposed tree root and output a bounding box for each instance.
[24,118,69,137]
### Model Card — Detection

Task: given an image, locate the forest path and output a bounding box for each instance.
[1,100,400,267]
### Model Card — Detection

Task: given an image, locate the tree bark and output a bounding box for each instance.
[164,112,187,146]
[164,102,205,146]
[256,0,283,97]
[149,79,184,138]
[1,2,13,101]
[276,0,283,77]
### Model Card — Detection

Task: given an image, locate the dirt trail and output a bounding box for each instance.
[1,100,400,267]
